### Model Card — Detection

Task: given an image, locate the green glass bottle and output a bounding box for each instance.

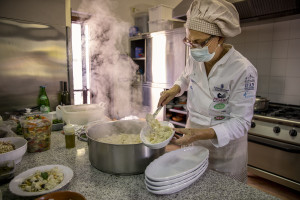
[38,86,50,113]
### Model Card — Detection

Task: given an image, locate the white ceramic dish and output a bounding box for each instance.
[140,121,175,149]
[0,137,27,164]
[145,163,206,195]
[9,165,73,197]
[145,146,209,181]
[145,159,208,188]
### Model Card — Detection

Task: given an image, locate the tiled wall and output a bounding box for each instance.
[226,18,300,105]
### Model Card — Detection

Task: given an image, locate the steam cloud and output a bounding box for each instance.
[78,0,145,119]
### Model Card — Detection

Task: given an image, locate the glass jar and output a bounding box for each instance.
[63,124,75,149]
[20,114,52,153]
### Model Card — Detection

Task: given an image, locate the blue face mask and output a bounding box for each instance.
[190,44,220,62]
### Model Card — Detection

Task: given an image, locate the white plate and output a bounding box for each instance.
[9,165,73,197]
[145,160,208,190]
[145,159,208,186]
[145,163,206,195]
[145,146,209,181]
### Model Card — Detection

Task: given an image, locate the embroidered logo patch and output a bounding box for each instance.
[214,103,226,109]
[214,84,229,93]
[214,116,225,120]
[245,74,255,91]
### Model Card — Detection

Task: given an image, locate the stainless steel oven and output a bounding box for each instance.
[248,103,300,191]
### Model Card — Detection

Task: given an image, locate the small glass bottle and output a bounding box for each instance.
[61,82,70,105]
[63,123,75,149]
[38,86,50,113]
[58,81,64,105]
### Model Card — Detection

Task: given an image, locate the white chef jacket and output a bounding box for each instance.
[174,45,257,147]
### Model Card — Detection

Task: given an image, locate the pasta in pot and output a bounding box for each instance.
[97,133,141,144]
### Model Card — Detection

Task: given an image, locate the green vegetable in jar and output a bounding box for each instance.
[52,119,63,124]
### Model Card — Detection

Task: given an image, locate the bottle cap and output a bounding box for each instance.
[63,123,75,135]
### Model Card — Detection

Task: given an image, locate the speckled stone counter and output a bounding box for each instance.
[0,132,279,200]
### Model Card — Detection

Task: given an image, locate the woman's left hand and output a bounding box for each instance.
[171,128,216,145]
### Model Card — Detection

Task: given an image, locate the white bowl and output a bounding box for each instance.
[0,137,27,164]
[140,121,175,149]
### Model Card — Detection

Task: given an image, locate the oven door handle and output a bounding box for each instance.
[248,134,300,153]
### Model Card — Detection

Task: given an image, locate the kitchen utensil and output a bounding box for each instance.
[146,106,163,124]
[153,106,163,118]
[9,165,73,197]
[0,137,27,164]
[140,121,175,149]
[86,120,165,175]
[254,96,270,111]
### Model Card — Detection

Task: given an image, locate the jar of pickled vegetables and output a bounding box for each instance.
[20,114,52,153]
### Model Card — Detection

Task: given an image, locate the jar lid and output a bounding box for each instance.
[63,124,75,133]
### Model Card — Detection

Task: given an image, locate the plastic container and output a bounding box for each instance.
[20,114,52,153]
[148,19,185,32]
[148,5,173,21]
[135,47,143,58]
[57,103,106,125]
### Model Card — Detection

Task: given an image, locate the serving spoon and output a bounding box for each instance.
[146,106,163,123]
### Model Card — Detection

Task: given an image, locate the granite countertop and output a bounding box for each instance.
[0,131,279,200]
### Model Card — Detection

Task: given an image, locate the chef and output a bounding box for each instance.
[158,0,257,183]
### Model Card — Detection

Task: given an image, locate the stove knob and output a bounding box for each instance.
[273,126,281,133]
[251,121,256,128]
[289,129,297,137]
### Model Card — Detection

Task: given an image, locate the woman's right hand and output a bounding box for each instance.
[157,85,181,107]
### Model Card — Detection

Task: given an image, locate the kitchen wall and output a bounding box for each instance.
[227,16,300,105]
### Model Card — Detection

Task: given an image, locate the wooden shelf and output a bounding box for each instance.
[168,120,186,127]
[168,109,187,115]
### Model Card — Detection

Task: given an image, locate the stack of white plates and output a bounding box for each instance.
[144,146,209,195]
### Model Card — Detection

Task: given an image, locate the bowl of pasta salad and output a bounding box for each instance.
[9,164,73,197]
[140,118,175,149]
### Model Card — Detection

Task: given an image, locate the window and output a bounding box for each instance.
[71,14,90,105]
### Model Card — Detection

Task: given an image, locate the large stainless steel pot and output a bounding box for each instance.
[86,120,165,175]
[254,96,269,111]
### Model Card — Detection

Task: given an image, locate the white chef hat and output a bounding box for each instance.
[186,0,241,37]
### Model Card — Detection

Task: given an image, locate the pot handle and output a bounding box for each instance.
[77,132,88,142]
